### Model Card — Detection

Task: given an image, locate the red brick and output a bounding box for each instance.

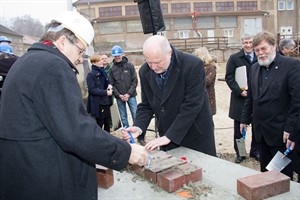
[237,170,290,200]
[157,167,186,192]
[144,168,157,183]
[96,165,114,189]
[175,163,202,183]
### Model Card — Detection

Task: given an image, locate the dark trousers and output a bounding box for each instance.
[259,137,294,180]
[96,105,111,133]
[234,120,259,157]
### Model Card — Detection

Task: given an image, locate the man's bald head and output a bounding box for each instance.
[142,35,172,73]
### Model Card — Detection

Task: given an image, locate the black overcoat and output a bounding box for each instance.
[225,50,257,121]
[134,47,216,156]
[0,43,131,200]
[241,54,300,146]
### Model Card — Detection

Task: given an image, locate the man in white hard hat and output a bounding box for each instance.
[0,11,148,200]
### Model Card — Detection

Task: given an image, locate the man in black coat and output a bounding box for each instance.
[122,35,216,156]
[241,31,300,180]
[225,33,260,163]
[0,11,148,200]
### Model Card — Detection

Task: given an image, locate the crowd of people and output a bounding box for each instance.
[0,10,299,200]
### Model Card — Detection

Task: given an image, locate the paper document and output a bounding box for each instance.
[235,65,248,90]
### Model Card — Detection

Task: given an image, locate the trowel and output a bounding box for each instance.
[266,146,292,172]
[236,128,247,157]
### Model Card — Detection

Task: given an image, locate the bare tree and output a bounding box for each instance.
[10,15,44,37]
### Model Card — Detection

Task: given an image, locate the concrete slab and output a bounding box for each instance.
[98,147,300,200]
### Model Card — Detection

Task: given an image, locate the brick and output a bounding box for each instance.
[147,156,186,173]
[237,170,290,200]
[175,163,202,183]
[96,165,114,189]
[157,167,186,193]
[144,168,157,183]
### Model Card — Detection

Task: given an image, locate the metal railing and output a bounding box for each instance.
[168,37,229,52]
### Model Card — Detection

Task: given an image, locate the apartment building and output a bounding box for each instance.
[73,0,299,54]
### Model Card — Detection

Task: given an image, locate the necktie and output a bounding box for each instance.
[247,55,252,62]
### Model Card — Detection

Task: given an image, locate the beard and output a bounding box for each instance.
[257,51,276,66]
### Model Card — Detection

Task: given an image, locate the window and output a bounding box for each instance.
[237,1,258,11]
[161,4,168,14]
[178,30,190,39]
[224,29,234,38]
[278,1,285,10]
[125,5,139,16]
[99,6,122,17]
[216,2,234,12]
[194,2,213,12]
[157,31,167,37]
[171,3,190,13]
[127,20,143,32]
[286,1,294,10]
[197,16,215,29]
[219,16,237,28]
[173,18,192,30]
[99,21,124,34]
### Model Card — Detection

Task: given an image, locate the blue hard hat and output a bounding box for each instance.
[111,45,123,56]
[0,44,13,54]
[0,36,11,43]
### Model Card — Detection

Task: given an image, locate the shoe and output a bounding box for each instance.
[250,153,260,161]
[137,139,146,146]
[235,156,244,163]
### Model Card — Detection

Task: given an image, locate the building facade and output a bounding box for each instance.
[73,0,299,54]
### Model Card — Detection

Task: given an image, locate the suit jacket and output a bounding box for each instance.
[225,49,257,121]
[241,54,300,146]
[134,47,216,156]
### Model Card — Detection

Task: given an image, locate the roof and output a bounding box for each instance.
[73,0,133,6]
[0,24,23,37]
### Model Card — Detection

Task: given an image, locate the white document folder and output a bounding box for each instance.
[235,65,248,90]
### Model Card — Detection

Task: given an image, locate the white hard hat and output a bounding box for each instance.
[52,11,95,56]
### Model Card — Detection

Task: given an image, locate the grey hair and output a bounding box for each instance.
[279,38,295,51]
[241,33,254,42]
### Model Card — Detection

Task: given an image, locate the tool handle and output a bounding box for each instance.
[242,128,246,140]
[284,145,292,155]
[128,131,135,144]
[123,126,135,144]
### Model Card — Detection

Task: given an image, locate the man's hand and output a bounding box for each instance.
[128,144,149,166]
[284,131,295,150]
[241,90,247,97]
[144,136,171,151]
[283,131,289,143]
[240,123,248,134]
[121,126,141,143]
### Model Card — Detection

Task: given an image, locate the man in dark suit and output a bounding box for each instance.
[225,33,260,163]
[241,31,300,180]
[122,35,216,156]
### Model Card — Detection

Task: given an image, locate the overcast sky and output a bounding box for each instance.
[0,0,75,25]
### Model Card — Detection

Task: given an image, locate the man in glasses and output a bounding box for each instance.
[225,33,260,163]
[0,11,148,200]
[240,31,300,181]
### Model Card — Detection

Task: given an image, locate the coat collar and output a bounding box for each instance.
[145,46,180,103]
[28,42,79,74]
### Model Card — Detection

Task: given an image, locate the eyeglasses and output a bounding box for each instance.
[67,37,85,55]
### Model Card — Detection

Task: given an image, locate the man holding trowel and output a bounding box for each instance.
[240,31,300,180]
